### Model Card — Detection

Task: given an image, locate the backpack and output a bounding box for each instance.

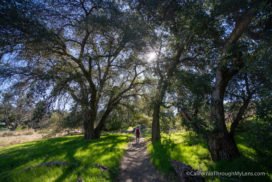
[136,128,140,135]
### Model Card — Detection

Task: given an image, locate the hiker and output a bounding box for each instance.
[135,126,140,143]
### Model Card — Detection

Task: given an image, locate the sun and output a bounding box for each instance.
[146,52,157,62]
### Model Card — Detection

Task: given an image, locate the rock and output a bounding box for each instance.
[77,172,84,182]
[77,177,84,182]
[171,160,205,182]
[95,163,108,171]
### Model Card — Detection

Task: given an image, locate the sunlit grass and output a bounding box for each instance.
[148,120,272,181]
[0,134,130,182]
[148,132,211,173]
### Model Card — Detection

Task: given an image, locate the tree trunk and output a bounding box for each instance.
[230,94,251,136]
[152,99,161,143]
[83,119,94,139]
[152,79,168,143]
[209,69,240,160]
[93,127,102,139]
[207,7,257,161]
[83,107,96,140]
[210,69,230,132]
[93,106,114,139]
[151,47,184,143]
[208,132,240,161]
[93,120,104,139]
[83,123,95,139]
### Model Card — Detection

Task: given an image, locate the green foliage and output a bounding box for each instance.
[32,101,47,123]
[0,0,152,137]
[0,134,129,182]
[175,71,211,96]
[236,118,272,157]
[148,118,272,181]
[62,111,83,129]
[49,106,84,129]
[104,117,122,131]
[160,111,176,133]
[256,99,272,120]
[49,112,63,123]
[133,113,151,127]
[171,70,211,134]
[148,132,210,173]
[104,106,131,131]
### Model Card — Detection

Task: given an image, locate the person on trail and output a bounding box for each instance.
[135,126,140,143]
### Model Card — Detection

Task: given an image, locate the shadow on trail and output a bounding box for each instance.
[131,142,145,148]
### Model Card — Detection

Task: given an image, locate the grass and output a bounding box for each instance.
[148,120,272,182]
[0,133,130,182]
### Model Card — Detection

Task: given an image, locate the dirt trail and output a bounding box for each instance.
[117,138,167,182]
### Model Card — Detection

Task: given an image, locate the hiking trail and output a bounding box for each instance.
[117,138,168,182]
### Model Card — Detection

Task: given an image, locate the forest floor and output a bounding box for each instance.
[118,137,176,182]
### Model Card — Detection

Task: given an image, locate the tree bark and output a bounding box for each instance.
[208,6,257,161]
[151,47,184,143]
[83,109,95,140]
[152,96,162,143]
[93,107,113,139]
[209,68,241,160]
[208,69,241,160]
[210,69,230,133]
[152,78,169,143]
[208,132,240,161]
[83,124,94,139]
[93,120,104,139]
[230,96,251,136]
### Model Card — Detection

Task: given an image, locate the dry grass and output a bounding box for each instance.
[0,129,44,147]
[0,128,83,148]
